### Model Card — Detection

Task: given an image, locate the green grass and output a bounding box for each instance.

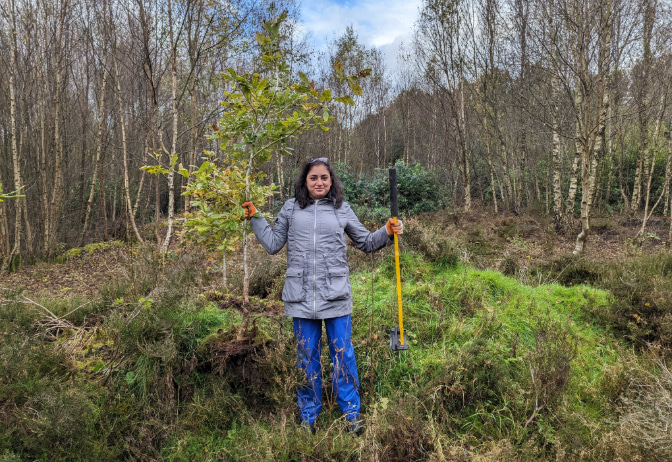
[345,256,622,458]
[0,247,664,461]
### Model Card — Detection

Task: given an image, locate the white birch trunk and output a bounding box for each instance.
[161,0,178,255]
[637,91,669,237]
[8,0,23,266]
[114,57,144,244]
[80,69,108,246]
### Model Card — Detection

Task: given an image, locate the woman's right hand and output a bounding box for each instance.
[241,202,257,220]
[386,218,403,236]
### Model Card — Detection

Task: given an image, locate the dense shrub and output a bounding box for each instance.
[0,297,122,460]
[584,253,672,349]
[402,217,463,270]
[337,161,449,223]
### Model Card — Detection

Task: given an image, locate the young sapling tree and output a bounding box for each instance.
[164,11,367,340]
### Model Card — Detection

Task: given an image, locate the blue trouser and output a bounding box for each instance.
[293,315,360,424]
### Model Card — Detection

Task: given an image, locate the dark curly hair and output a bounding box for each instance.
[293,158,344,209]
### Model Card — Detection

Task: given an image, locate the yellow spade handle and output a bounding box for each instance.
[393,216,404,345]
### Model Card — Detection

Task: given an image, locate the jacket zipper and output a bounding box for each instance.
[313,202,317,319]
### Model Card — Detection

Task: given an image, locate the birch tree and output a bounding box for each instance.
[415,0,472,211]
[5,0,24,268]
[568,0,615,253]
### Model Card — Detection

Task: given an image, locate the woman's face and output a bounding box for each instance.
[306,164,332,200]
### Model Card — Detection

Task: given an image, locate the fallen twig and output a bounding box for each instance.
[125,287,161,325]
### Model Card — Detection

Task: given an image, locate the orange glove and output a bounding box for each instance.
[386,218,403,236]
[241,201,257,220]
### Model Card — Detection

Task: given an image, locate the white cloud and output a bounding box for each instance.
[378,34,412,73]
[300,0,421,50]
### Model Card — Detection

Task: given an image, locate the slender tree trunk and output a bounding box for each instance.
[0,200,7,265]
[17,90,32,255]
[573,0,613,254]
[276,153,284,198]
[518,132,527,208]
[459,81,471,212]
[485,121,498,213]
[605,93,614,206]
[239,143,256,341]
[101,160,109,241]
[573,152,596,254]
[112,182,117,224]
[375,116,381,168]
[637,91,669,238]
[8,0,23,267]
[565,141,581,223]
[499,135,513,210]
[637,123,650,214]
[21,197,32,255]
[632,146,644,211]
[545,159,551,214]
[186,83,198,211]
[222,250,227,289]
[114,57,144,244]
[133,144,148,220]
[81,69,108,246]
[39,63,49,254]
[143,175,153,221]
[154,175,161,244]
[631,0,655,213]
[47,6,67,258]
[618,126,630,210]
[551,122,563,226]
[665,128,672,216]
[160,0,178,254]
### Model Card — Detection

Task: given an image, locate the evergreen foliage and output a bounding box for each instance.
[338,161,449,223]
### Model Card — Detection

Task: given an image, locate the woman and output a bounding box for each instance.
[242,158,402,435]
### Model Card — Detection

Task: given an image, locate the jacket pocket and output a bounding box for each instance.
[282,269,306,303]
[326,267,351,301]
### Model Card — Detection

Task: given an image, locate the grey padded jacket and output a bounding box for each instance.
[250,198,393,319]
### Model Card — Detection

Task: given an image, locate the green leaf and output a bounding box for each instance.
[141,165,171,175]
[178,164,189,178]
[335,96,355,106]
[346,77,363,96]
[170,154,178,168]
[333,61,345,80]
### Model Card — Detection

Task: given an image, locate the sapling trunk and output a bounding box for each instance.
[237,146,256,341]
[222,250,227,289]
[239,223,250,341]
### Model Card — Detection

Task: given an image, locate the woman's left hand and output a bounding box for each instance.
[241,201,258,219]
[386,218,403,236]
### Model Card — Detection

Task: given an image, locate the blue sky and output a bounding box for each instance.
[298,0,423,71]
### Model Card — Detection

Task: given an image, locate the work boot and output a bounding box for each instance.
[301,421,316,435]
[347,418,363,436]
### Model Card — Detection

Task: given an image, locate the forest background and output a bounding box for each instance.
[2,0,672,265]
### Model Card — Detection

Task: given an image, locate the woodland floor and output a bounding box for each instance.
[2,207,670,297]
